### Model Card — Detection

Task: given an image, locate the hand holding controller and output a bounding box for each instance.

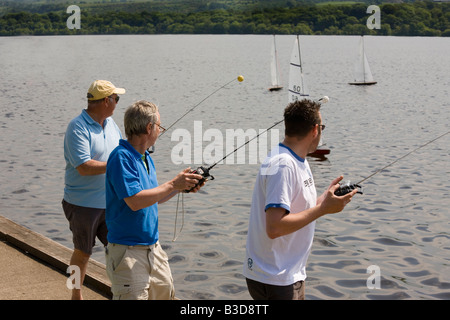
[334,181,363,196]
[185,166,214,193]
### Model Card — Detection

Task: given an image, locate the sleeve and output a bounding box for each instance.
[64,121,92,168]
[263,155,296,214]
[107,151,143,200]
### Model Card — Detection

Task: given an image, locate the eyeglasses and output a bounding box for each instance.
[108,95,120,103]
[156,123,167,135]
[319,124,325,131]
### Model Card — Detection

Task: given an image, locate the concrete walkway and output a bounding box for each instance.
[0,215,111,300]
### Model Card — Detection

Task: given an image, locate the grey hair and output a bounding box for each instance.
[124,100,159,139]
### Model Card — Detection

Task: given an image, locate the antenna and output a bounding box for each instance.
[207,119,285,171]
[335,130,450,195]
[148,75,244,153]
[207,96,329,171]
[161,75,244,137]
[185,96,330,192]
[356,130,450,185]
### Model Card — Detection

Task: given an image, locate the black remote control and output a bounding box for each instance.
[185,166,214,193]
[334,182,363,196]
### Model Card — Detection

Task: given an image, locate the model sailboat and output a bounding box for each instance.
[269,35,283,91]
[288,35,308,102]
[288,35,330,157]
[349,36,377,85]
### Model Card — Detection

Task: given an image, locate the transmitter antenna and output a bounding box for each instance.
[335,129,450,196]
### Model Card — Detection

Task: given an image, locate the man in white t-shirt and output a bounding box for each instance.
[244,99,357,300]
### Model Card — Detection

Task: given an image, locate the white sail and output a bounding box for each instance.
[269,35,283,90]
[288,35,328,154]
[288,35,309,102]
[351,36,376,85]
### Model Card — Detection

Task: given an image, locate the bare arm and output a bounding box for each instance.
[76,159,107,176]
[124,181,178,211]
[158,190,179,205]
[124,168,204,211]
[266,176,357,239]
[157,178,206,204]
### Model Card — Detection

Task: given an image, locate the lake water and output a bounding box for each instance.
[0,34,449,300]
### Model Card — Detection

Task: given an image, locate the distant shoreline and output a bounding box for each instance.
[1,1,449,37]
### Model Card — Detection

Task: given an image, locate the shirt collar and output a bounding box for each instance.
[81,109,110,127]
[278,143,305,163]
[81,109,96,125]
[120,139,150,160]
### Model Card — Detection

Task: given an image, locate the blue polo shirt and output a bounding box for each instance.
[63,109,122,209]
[105,139,159,246]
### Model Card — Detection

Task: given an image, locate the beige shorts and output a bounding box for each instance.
[106,242,175,300]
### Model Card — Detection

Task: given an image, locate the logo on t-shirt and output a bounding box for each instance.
[304,177,314,188]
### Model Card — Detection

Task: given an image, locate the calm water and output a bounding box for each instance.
[0,35,449,300]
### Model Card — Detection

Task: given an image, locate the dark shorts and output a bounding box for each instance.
[62,199,108,255]
[246,278,305,300]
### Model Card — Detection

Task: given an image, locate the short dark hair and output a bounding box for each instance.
[284,99,321,138]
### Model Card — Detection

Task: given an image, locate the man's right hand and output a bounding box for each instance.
[318,176,358,214]
[172,168,204,192]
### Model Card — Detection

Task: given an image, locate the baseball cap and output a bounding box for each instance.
[87,80,126,101]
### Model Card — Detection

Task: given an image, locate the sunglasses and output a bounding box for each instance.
[108,95,120,103]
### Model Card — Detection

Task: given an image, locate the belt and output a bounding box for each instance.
[107,241,158,253]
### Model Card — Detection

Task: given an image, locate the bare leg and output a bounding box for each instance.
[69,249,90,300]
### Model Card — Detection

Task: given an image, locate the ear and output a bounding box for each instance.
[147,122,153,134]
[312,124,319,138]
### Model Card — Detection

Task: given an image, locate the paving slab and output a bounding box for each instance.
[0,215,111,300]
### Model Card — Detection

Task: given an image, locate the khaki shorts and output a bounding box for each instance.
[106,242,175,300]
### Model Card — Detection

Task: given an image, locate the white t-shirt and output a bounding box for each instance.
[243,143,317,286]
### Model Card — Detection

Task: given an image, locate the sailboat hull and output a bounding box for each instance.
[308,146,330,157]
[268,86,283,91]
[349,81,377,86]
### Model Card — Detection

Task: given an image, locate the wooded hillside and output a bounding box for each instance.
[0,0,448,36]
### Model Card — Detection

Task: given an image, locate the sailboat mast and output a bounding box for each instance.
[296,35,305,93]
[349,35,376,85]
[273,35,280,85]
[362,36,366,83]
[269,35,283,91]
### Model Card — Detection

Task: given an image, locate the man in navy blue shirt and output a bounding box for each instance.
[105,100,204,300]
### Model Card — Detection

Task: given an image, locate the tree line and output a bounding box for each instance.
[0,1,449,36]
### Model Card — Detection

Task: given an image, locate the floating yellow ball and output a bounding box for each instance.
[237,75,244,82]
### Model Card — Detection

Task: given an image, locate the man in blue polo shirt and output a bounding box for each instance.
[63,80,125,300]
[105,100,204,300]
